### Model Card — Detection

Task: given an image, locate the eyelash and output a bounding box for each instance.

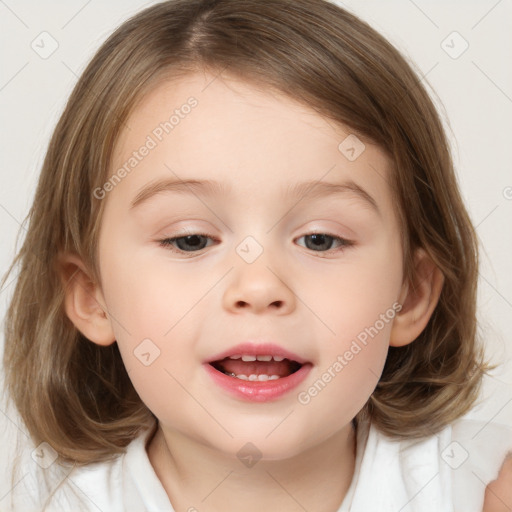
[157,232,354,256]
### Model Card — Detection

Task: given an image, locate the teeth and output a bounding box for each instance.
[237,354,287,362]
[220,353,293,381]
[226,373,281,381]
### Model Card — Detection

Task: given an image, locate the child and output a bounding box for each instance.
[1,0,511,510]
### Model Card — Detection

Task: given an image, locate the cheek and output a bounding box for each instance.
[295,243,402,415]
[100,244,205,339]
[305,241,403,342]
[98,246,211,421]
[295,313,392,433]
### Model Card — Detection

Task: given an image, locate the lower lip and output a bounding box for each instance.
[204,363,312,402]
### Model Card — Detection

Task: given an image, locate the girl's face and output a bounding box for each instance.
[97,71,405,459]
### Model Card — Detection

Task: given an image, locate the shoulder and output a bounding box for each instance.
[18,447,126,512]
[1,402,162,512]
[350,417,512,511]
[0,412,128,511]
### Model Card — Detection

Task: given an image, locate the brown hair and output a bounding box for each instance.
[2,0,488,485]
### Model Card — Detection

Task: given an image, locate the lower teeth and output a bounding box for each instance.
[227,373,280,381]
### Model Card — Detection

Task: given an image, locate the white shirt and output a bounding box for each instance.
[2,406,511,512]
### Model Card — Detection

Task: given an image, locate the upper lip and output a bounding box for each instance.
[206,342,310,365]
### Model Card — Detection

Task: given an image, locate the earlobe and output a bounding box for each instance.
[389,248,444,348]
[58,252,116,346]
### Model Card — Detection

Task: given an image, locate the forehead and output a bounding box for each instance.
[109,70,396,221]
[116,70,348,161]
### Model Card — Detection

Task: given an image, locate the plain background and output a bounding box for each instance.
[0,0,511,431]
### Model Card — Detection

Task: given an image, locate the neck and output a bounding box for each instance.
[147,422,357,512]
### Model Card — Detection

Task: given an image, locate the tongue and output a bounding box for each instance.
[214,358,299,378]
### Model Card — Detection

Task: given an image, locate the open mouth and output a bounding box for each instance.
[209,354,303,381]
[204,345,313,401]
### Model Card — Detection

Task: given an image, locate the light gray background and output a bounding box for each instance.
[1,0,511,428]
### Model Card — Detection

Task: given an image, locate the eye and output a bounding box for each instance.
[158,233,217,253]
[295,233,353,252]
[157,232,353,255]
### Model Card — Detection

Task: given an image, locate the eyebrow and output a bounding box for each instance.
[129,177,380,216]
[130,178,228,210]
[285,180,380,216]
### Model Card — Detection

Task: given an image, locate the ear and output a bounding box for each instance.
[389,248,444,347]
[57,252,116,346]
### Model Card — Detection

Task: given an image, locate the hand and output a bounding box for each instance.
[482,453,512,512]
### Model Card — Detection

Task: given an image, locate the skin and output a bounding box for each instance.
[482,454,512,512]
[60,70,446,512]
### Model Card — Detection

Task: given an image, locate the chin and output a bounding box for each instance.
[207,425,320,463]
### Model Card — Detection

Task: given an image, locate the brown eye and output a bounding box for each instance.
[295,233,353,252]
[158,233,216,253]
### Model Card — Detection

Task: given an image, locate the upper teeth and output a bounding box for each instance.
[230,374,281,381]
[231,355,286,362]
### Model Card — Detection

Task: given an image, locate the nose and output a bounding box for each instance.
[222,260,296,315]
